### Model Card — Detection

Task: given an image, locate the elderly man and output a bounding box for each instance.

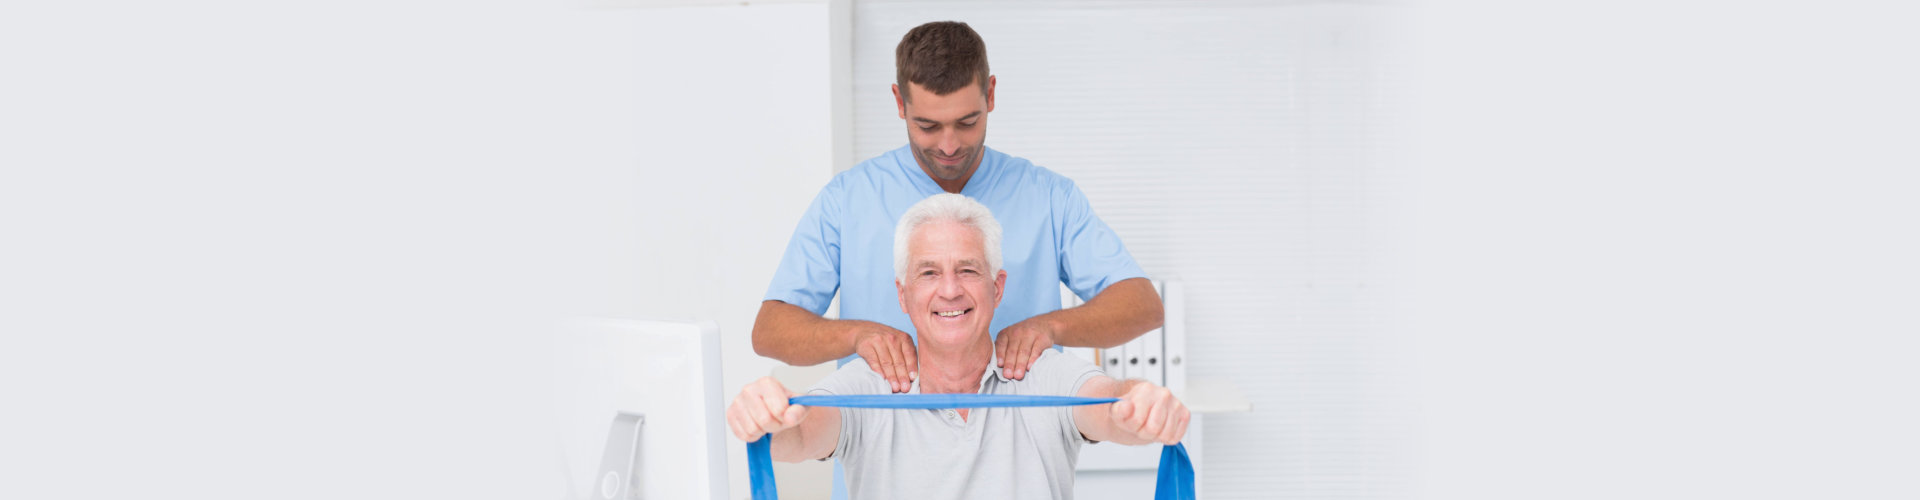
[727,194,1189,499]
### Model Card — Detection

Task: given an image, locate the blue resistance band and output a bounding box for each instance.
[747,394,1194,500]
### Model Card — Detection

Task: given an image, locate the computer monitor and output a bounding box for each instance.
[553,318,728,500]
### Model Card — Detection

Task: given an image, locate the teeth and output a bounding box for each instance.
[936,310,965,317]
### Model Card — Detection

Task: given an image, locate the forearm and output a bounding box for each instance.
[1044,278,1164,349]
[1075,376,1154,445]
[768,425,806,462]
[752,300,873,365]
[769,407,839,462]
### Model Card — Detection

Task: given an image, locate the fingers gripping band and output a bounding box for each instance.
[746,394,1194,500]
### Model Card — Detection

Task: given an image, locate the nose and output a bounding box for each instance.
[936,273,965,300]
[936,130,960,157]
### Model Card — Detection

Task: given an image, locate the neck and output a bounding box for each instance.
[915,334,994,394]
[932,168,974,194]
[920,153,984,194]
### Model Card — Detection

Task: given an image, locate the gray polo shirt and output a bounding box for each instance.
[806,349,1104,500]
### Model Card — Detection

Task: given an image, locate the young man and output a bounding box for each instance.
[731,194,1189,499]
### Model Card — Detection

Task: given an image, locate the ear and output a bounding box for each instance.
[897,278,909,314]
[984,75,996,112]
[892,83,907,119]
[992,268,1007,307]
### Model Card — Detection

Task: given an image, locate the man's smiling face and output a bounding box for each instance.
[895,77,994,193]
[896,219,1006,346]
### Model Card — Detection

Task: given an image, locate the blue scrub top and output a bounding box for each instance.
[764,145,1147,350]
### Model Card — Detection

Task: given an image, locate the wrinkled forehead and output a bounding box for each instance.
[907,219,987,263]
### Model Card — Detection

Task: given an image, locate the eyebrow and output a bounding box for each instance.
[912,111,982,125]
[915,259,985,270]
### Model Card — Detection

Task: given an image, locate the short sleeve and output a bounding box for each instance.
[1028,350,1105,444]
[1053,179,1149,301]
[763,180,845,314]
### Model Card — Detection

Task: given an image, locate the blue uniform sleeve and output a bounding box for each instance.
[764,180,844,314]
[1053,179,1149,301]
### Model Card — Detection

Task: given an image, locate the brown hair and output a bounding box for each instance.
[895,21,990,102]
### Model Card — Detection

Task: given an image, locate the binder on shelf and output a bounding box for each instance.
[1124,280,1166,386]
[1162,280,1186,391]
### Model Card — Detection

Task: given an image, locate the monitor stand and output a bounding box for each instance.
[594,412,644,499]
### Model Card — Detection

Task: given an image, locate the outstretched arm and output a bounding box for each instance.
[753,300,919,393]
[724,376,842,462]
[997,277,1163,379]
[1072,375,1189,446]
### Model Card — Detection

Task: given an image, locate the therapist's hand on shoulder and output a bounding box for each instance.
[995,318,1055,380]
[854,325,917,393]
[726,376,807,442]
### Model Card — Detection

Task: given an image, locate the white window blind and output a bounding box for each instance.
[850,1,1411,497]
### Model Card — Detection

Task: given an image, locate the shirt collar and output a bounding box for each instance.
[907,348,1007,394]
[895,145,997,197]
[983,348,1009,385]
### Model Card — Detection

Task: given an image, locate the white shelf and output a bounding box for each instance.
[1177,376,1251,414]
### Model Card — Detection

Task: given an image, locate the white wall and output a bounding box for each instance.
[1403,1,1920,498]
[0,1,831,499]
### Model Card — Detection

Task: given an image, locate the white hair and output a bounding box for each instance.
[893,193,1003,281]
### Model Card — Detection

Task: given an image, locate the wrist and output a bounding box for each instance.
[846,319,889,347]
[1030,311,1068,344]
[846,321,870,349]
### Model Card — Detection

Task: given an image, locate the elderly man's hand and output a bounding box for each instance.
[726,376,807,442]
[854,325,917,393]
[1108,382,1190,445]
[994,318,1056,380]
